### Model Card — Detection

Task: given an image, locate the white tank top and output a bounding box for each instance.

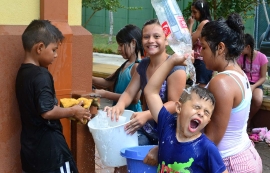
[207,70,252,158]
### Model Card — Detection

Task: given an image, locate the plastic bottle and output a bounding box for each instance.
[151,0,196,87]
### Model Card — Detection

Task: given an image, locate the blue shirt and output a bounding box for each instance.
[157,106,226,173]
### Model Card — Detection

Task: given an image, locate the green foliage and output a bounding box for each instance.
[82,0,142,26]
[180,0,270,21]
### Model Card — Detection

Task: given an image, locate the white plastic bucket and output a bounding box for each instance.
[88,110,138,167]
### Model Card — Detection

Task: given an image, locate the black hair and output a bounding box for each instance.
[180,86,215,106]
[241,33,255,80]
[201,13,245,61]
[106,24,143,84]
[192,0,212,22]
[22,20,64,52]
[142,18,160,32]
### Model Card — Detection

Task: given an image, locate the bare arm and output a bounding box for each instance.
[92,76,114,89]
[204,75,238,145]
[253,63,267,88]
[105,70,141,120]
[191,21,208,45]
[145,55,187,122]
[41,102,91,124]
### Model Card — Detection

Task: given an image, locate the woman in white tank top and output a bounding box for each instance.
[200,13,262,172]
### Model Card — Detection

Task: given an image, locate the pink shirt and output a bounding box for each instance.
[237,51,268,83]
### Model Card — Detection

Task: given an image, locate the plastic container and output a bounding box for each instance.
[88,110,138,167]
[151,0,196,85]
[120,145,158,173]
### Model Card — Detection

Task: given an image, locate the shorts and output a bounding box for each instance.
[194,59,213,85]
[23,160,78,173]
[138,129,158,146]
[223,142,262,173]
[249,82,263,89]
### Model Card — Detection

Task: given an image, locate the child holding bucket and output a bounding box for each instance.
[237,33,268,130]
[143,54,228,173]
[92,24,143,113]
[105,19,187,147]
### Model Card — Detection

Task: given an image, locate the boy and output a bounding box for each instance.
[16,20,91,173]
[144,55,228,173]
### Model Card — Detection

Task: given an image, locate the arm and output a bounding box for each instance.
[252,63,267,89]
[41,102,91,124]
[125,56,188,134]
[105,70,141,120]
[92,76,114,89]
[204,75,236,145]
[190,21,208,45]
[144,55,187,122]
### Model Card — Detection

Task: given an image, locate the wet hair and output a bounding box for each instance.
[241,33,255,80]
[201,13,245,61]
[22,20,64,52]
[192,0,212,22]
[106,24,143,83]
[142,18,160,32]
[179,86,215,106]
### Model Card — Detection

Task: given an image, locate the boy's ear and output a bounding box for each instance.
[36,42,45,54]
[175,101,182,114]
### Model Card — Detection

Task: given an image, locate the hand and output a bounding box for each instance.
[104,105,124,121]
[124,111,149,135]
[72,101,91,124]
[188,16,195,26]
[93,89,107,98]
[171,51,194,66]
[143,145,159,166]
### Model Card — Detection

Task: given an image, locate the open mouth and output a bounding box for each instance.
[189,119,201,132]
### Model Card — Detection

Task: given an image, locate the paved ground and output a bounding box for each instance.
[93,53,270,172]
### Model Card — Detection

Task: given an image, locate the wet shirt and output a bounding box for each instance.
[137,57,185,141]
[157,106,226,173]
[15,64,73,173]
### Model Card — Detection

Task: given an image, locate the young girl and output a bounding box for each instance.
[237,33,268,129]
[201,13,262,172]
[92,24,143,113]
[188,0,213,87]
[105,19,187,146]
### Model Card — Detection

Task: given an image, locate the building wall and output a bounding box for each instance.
[0,0,94,172]
[0,0,82,25]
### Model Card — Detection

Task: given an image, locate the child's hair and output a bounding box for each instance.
[192,0,212,22]
[179,86,215,106]
[241,33,255,80]
[22,20,64,52]
[201,13,245,61]
[142,18,160,32]
[106,24,143,83]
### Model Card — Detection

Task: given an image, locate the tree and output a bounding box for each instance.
[108,11,113,44]
[180,0,270,21]
[82,0,141,27]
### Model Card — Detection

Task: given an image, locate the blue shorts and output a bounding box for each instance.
[194,59,213,85]
[250,82,263,89]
